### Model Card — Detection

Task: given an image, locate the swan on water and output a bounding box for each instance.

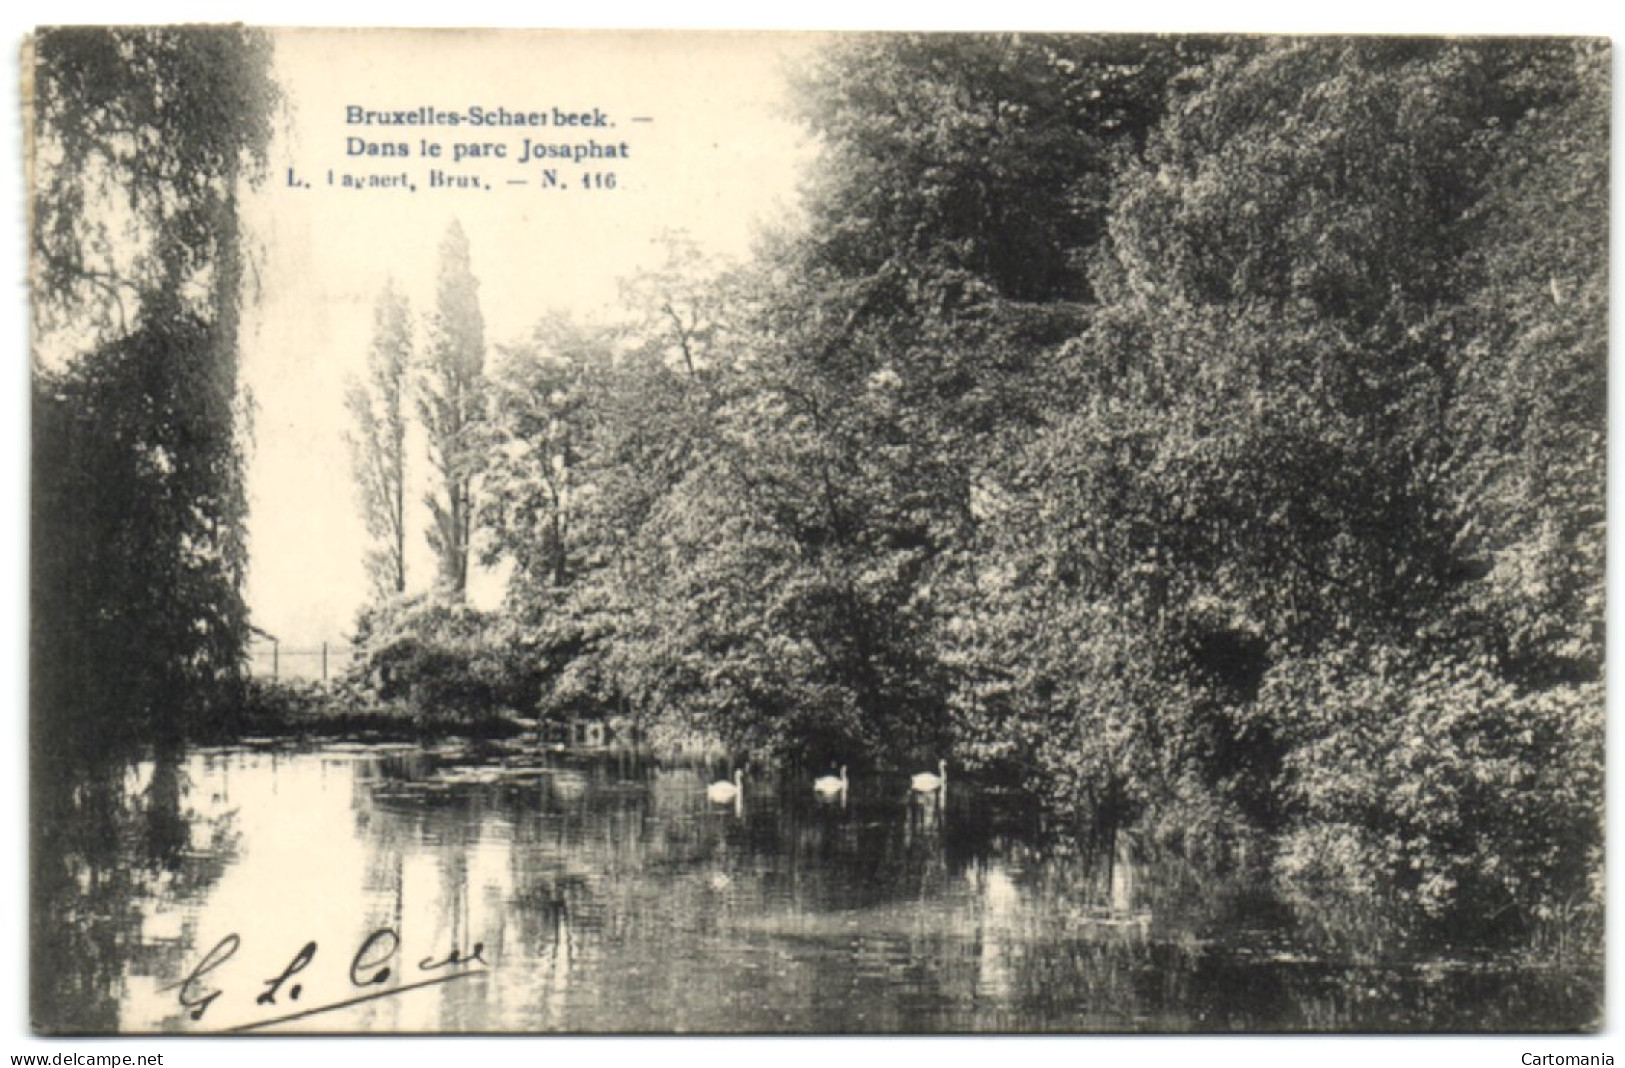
[707,769,744,802]
[911,759,947,793]
[813,765,849,794]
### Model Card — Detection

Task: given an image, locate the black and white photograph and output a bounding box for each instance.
[19,18,1609,1043]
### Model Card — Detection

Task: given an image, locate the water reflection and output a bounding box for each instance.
[33,743,247,1035]
[33,743,1601,1033]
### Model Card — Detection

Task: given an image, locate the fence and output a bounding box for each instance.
[246,638,358,683]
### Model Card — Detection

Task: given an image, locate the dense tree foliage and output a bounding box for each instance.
[938,37,1606,941]
[29,27,279,1033]
[342,35,1604,952]
[31,27,277,748]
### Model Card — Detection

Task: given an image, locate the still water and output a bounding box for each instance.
[35,741,1600,1033]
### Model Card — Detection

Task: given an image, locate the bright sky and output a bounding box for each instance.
[240,29,816,646]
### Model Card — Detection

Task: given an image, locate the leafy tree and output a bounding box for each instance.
[794,33,1216,305]
[29,27,277,1033]
[1439,41,1608,687]
[418,220,487,598]
[664,34,1225,763]
[30,26,277,748]
[31,27,276,348]
[481,312,618,601]
[943,37,1605,936]
[408,34,1606,950]
[545,243,765,728]
[345,279,413,598]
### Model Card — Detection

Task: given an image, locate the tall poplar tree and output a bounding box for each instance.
[418,220,487,597]
[345,279,412,598]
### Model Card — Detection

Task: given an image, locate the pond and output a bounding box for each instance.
[31,741,1601,1034]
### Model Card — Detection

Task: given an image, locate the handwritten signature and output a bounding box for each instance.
[171,927,488,1031]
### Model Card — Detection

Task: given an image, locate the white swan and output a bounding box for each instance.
[707,769,744,803]
[911,759,947,793]
[813,765,848,794]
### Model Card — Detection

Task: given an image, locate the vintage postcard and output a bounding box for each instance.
[26,26,1606,1036]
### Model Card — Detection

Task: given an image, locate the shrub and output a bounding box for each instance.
[1266,643,1602,951]
[350,593,542,723]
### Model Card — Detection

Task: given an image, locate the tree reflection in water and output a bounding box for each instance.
[33,740,244,1034]
[33,743,1605,1033]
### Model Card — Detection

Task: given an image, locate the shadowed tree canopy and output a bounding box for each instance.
[31,26,276,345]
[793,32,1219,306]
[30,26,278,749]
